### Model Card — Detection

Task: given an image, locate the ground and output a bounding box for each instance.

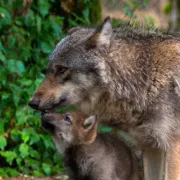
[1,175,68,180]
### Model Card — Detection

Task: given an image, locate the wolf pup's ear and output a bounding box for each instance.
[86,16,112,49]
[83,115,96,130]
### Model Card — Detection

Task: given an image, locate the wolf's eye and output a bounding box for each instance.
[57,66,68,74]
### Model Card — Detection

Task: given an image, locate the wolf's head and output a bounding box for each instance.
[28,17,113,113]
[41,111,97,146]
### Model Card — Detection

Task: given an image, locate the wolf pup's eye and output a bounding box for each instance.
[64,115,72,123]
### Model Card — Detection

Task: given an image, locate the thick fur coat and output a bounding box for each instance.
[41,111,140,180]
[29,17,180,150]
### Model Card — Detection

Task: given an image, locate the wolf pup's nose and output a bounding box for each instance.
[28,98,40,109]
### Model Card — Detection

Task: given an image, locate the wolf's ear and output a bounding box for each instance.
[86,16,112,49]
[83,115,96,130]
[68,26,81,35]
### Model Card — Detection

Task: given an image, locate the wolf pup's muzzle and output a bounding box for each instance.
[41,113,56,133]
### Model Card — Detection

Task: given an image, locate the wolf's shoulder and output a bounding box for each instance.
[112,22,180,41]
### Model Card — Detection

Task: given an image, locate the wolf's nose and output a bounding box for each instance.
[28,98,40,109]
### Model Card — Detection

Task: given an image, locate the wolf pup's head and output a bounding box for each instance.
[28,17,112,113]
[41,111,97,146]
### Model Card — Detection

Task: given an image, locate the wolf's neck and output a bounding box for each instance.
[98,43,150,104]
[91,45,151,123]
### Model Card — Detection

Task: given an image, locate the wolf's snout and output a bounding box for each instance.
[28,98,40,109]
[59,95,68,106]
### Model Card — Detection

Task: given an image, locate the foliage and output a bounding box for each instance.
[103,0,149,21]
[57,0,101,28]
[0,0,98,178]
[163,0,180,29]
[162,0,172,14]
[0,0,150,178]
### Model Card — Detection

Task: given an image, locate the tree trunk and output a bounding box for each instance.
[170,0,179,31]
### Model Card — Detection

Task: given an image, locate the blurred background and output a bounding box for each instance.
[0,0,180,179]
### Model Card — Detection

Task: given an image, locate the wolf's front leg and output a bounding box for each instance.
[165,139,180,180]
[143,147,166,180]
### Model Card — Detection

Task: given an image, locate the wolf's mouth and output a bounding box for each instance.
[43,105,77,115]
[41,96,68,113]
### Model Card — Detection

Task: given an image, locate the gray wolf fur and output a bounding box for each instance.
[41,111,140,180]
[29,17,180,150]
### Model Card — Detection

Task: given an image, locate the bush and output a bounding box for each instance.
[0,0,101,177]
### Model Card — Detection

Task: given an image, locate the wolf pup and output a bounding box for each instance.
[41,111,140,180]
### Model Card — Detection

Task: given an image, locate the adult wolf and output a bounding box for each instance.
[29,17,180,180]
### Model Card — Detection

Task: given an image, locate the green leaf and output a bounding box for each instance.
[16,157,22,168]
[21,128,40,145]
[0,151,17,165]
[11,129,21,142]
[49,16,63,37]
[41,134,54,149]
[41,42,52,54]
[8,35,16,47]
[0,51,6,62]
[25,157,41,170]
[123,6,133,17]
[22,79,32,86]
[53,152,61,164]
[15,19,23,26]
[37,0,50,17]
[33,170,43,176]
[36,15,42,33]
[35,78,43,88]
[143,0,149,5]
[0,7,12,26]
[55,105,77,113]
[42,163,51,175]
[6,59,25,75]
[98,124,112,133]
[0,135,7,150]
[21,131,30,143]
[6,168,18,176]
[16,61,25,73]
[0,168,8,178]
[82,8,90,24]
[0,123,4,134]
[19,143,29,158]
[29,131,40,145]
[29,148,41,159]
[16,107,27,125]
[1,93,10,100]
[0,42,5,52]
